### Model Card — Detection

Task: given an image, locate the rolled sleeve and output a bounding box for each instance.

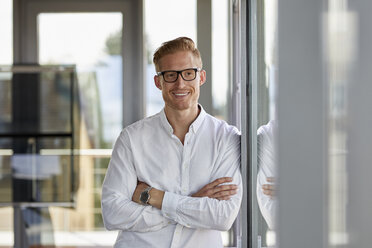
[161,192,181,220]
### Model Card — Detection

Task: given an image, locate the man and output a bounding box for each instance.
[101,37,242,247]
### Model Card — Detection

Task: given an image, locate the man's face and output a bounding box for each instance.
[154,51,206,112]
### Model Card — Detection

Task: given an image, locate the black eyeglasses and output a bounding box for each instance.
[157,68,202,83]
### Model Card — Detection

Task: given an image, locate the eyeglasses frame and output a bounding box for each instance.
[156,67,202,83]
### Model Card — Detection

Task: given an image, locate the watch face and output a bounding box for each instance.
[140,191,149,204]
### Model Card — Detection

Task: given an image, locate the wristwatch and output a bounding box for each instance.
[139,186,153,205]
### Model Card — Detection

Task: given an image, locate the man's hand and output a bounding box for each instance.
[192,177,238,201]
[262,177,276,199]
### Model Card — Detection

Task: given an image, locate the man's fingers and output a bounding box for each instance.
[191,178,236,198]
[212,189,237,198]
[207,177,233,189]
[210,184,238,198]
[206,184,237,196]
[199,185,237,198]
[215,184,238,192]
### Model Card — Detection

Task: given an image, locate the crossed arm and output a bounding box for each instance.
[132,177,239,209]
[103,169,241,232]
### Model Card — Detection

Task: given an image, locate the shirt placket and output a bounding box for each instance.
[181,132,191,196]
[170,133,192,248]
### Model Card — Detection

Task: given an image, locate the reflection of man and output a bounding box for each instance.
[101,37,242,247]
[257,120,277,230]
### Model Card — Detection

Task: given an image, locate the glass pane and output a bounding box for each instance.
[212,1,237,246]
[0,66,78,204]
[48,155,116,246]
[326,1,355,246]
[256,0,278,247]
[0,136,75,204]
[0,0,12,64]
[144,0,197,116]
[38,13,122,246]
[0,69,75,134]
[212,0,230,121]
[39,13,123,148]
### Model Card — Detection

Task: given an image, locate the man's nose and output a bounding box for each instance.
[174,73,186,87]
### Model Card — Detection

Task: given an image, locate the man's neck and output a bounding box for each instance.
[164,104,200,144]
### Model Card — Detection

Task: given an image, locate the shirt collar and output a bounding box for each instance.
[160,109,174,134]
[160,104,206,135]
[190,104,206,134]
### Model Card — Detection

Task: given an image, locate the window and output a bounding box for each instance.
[0,0,12,64]
[144,0,197,116]
[38,12,123,246]
[212,0,230,121]
[0,1,13,247]
[251,0,278,247]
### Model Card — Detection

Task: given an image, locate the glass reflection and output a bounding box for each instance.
[0,66,79,204]
[326,1,356,246]
[256,0,278,247]
[0,65,79,247]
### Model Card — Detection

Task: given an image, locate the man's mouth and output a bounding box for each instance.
[173,92,189,97]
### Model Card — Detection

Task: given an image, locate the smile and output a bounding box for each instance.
[173,92,189,97]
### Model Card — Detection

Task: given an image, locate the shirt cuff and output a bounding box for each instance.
[161,191,181,221]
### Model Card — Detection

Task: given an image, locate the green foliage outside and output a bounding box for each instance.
[105,30,122,55]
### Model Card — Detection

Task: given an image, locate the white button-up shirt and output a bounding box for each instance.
[101,106,242,248]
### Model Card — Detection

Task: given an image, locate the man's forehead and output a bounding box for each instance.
[158,51,200,71]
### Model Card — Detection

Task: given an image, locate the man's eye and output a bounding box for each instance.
[166,72,176,77]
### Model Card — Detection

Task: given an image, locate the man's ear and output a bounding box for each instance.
[154,75,162,90]
[199,70,207,86]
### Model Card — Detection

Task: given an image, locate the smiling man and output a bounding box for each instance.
[101,37,242,248]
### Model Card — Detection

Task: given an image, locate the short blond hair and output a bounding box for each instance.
[153,37,203,72]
